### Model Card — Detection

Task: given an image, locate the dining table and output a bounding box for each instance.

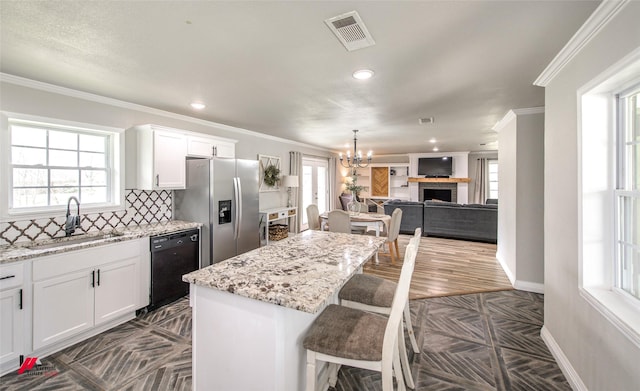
[319,211,391,264]
[183,230,386,391]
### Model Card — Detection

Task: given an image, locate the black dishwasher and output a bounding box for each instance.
[149,229,199,310]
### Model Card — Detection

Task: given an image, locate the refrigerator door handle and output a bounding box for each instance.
[236,177,243,239]
[233,177,239,240]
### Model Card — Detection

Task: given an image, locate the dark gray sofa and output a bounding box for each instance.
[383,200,424,235]
[384,200,497,243]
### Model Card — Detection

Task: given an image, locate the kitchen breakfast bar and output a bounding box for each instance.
[183,230,386,391]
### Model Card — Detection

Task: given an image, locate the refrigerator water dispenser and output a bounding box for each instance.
[219,200,232,224]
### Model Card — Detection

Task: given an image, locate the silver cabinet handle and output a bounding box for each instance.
[156,174,159,187]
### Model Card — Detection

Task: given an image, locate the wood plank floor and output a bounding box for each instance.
[364,234,513,299]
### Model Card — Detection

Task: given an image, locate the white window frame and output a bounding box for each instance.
[487,159,499,200]
[578,48,640,347]
[0,112,125,221]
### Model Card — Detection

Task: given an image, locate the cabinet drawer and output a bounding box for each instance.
[0,263,23,290]
[288,209,296,216]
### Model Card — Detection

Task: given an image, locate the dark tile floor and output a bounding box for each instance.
[0,290,569,391]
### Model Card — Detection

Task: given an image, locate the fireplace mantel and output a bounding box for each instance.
[408,177,471,183]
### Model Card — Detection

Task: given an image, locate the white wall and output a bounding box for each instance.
[495,109,544,292]
[497,116,518,284]
[0,79,331,212]
[542,2,640,390]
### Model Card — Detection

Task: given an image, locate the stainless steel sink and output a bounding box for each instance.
[28,232,125,250]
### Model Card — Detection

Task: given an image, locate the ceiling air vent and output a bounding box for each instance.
[325,11,375,52]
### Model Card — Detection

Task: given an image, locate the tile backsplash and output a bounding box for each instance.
[0,190,172,246]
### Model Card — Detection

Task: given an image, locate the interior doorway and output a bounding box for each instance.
[301,157,329,231]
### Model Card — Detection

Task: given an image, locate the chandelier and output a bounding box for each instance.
[339,129,372,171]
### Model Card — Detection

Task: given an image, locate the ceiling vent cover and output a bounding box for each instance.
[325,11,375,52]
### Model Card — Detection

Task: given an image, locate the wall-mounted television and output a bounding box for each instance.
[417,157,453,177]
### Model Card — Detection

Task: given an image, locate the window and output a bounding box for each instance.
[579,51,640,344]
[487,159,499,199]
[2,115,124,218]
[616,88,640,300]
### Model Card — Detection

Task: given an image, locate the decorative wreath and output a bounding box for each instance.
[263,164,281,187]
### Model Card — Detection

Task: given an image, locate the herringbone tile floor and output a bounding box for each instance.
[0,290,569,390]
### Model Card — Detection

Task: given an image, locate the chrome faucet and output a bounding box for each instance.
[65,196,81,237]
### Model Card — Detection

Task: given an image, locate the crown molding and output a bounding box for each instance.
[534,0,629,87]
[492,107,544,133]
[0,73,330,153]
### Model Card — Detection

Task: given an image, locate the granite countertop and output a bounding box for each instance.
[0,220,201,264]
[183,230,386,314]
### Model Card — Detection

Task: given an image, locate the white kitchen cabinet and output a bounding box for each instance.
[187,135,236,158]
[125,125,188,190]
[0,262,25,372]
[32,239,145,351]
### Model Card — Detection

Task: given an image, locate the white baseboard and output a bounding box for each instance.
[514,280,544,294]
[540,326,588,391]
[496,254,516,285]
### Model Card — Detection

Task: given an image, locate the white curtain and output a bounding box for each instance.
[328,157,337,211]
[289,151,303,232]
[473,158,487,204]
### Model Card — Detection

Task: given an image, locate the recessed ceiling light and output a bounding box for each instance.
[190,102,205,110]
[429,138,436,143]
[433,147,439,152]
[353,69,374,80]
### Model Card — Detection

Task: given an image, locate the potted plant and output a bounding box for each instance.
[345,176,364,200]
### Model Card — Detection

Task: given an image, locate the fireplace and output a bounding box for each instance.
[418,182,458,202]
[424,189,452,202]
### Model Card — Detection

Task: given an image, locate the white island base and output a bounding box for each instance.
[191,284,331,391]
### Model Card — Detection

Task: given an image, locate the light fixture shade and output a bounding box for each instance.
[282,175,299,188]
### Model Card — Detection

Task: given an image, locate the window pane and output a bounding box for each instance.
[619,244,639,300]
[81,186,107,203]
[12,188,48,208]
[11,125,46,147]
[79,152,106,168]
[50,169,79,187]
[79,134,105,152]
[49,150,78,167]
[12,146,46,166]
[13,168,47,187]
[50,188,78,206]
[628,143,640,190]
[81,170,106,186]
[49,130,77,150]
[630,94,639,142]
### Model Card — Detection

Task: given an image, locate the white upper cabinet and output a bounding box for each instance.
[126,125,187,190]
[186,135,236,158]
[126,125,237,190]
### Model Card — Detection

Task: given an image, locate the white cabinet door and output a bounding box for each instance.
[33,270,94,350]
[214,141,235,158]
[153,129,187,189]
[0,288,23,368]
[94,258,138,326]
[187,136,215,158]
[187,135,235,158]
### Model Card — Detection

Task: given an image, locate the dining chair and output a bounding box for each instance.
[327,209,351,234]
[373,208,403,264]
[303,238,419,391]
[338,228,422,388]
[306,204,320,231]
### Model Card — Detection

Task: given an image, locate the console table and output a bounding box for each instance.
[259,206,297,245]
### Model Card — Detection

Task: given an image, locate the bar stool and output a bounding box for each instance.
[339,228,422,388]
[303,239,419,391]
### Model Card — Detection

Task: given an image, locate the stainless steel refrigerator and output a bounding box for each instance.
[173,158,260,267]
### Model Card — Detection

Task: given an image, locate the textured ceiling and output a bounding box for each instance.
[0,1,600,154]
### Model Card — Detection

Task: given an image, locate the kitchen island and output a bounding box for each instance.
[183,230,385,391]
